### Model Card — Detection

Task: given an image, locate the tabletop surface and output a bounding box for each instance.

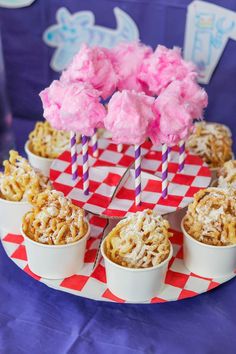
[0,118,235,354]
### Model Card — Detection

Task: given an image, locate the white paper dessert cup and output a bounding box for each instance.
[101,239,173,302]
[25,141,54,177]
[181,218,236,278]
[21,221,90,279]
[0,197,31,234]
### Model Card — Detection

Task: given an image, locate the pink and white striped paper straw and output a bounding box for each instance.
[168,146,171,162]
[82,135,89,195]
[70,131,78,181]
[178,140,185,172]
[162,143,168,199]
[91,128,98,157]
[134,144,141,206]
[117,144,123,153]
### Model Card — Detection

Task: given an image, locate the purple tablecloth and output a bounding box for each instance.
[0,117,235,354]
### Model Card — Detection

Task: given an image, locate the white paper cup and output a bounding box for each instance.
[0,197,31,233]
[21,221,90,279]
[25,141,54,177]
[101,239,173,302]
[181,218,236,278]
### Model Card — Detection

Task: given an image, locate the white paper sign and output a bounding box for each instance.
[0,0,35,7]
[184,1,236,84]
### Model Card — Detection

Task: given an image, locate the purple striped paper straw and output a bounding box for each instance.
[134,144,141,206]
[82,135,89,195]
[91,128,98,157]
[162,143,168,199]
[179,140,186,172]
[70,131,78,181]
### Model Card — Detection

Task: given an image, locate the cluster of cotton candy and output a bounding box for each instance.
[148,78,208,146]
[139,45,197,96]
[61,44,117,100]
[40,43,207,147]
[111,42,152,93]
[40,81,106,136]
[104,90,155,145]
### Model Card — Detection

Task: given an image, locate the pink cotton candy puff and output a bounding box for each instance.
[61,44,117,100]
[180,77,208,119]
[40,80,106,135]
[139,45,197,96]
[60,82,106,136]
[104,90,155,145]
[149,78,208,146]
[110,42,153,93]
[39,80,67,130]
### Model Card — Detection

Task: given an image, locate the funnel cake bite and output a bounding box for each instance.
[0,150,49,202]
[104,210,172,268]
[28,121,73,159]
[184,188,236,246]
[22,190,88,245]
[186,122,233,168]
[217,160,236,189]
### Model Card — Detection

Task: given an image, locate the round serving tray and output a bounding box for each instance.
[1,212,234,304]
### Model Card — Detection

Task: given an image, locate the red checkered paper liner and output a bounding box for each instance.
[0,214,234,304]
[50,138,212,218]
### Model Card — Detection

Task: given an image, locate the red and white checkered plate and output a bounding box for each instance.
[50,138,212,218]
[0,212,235,304]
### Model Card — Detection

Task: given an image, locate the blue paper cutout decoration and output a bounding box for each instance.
[43,7,139,72]
[0,0,36,7]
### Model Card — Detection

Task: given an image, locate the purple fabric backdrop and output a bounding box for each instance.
[0,1,236,353]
